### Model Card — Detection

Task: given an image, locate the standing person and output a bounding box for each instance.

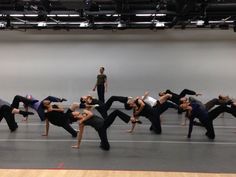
[93,67,108,103]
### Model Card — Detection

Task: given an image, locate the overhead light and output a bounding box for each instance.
[80,22,89,28]
[0,22,6,28]
[136,14,166,17]
[47,14,56,17]
[155,21,165,28]
[57,14,69,17]
[25,14,38,17]
[106,14,119,17]
[196,20,205,27]
[10,14,24,17]
[69,14,80,17]
[117,21,126,28]
[38,22,47,27]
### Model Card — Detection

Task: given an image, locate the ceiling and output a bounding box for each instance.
[0,0,236,30]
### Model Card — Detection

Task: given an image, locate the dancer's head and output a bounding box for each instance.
[42,100,51,109]
[100,66,105,74]
[180,97,188,104]
[80,96,87,104]
[158,91,166,97]
[126,98,136,110]
[179,101,190,111]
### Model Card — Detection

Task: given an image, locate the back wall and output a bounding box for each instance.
[0,29,236,104]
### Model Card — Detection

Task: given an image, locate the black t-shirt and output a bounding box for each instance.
[134,99,153,118]
[84,115,104,131]
[45,111,67,126]
[97,74,107,85]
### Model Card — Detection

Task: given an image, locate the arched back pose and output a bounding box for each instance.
[127,92,178,133]
[180,97,233,139]
[42,101,78,137]
[0,96,34,132]
[14,95,67,121]
[159,89,202,114]
[71,108,131,151]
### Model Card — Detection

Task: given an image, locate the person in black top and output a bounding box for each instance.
[71,109,131,151]
[12,95,67,121]
[180,98,233,139]
[0,96,35,132]
[42,100,78,137]
[127,93,177,133]
[159,89,202,114]
[93,67,108,103]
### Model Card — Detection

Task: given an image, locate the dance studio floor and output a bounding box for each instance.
[0,109,236,173]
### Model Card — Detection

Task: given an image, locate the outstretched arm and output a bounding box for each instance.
[127,116,139,133]
[159,94,172,104]
[42,119,50,136]
[187,117,194,138]
[72,123,85,149]
[142,91,150,100]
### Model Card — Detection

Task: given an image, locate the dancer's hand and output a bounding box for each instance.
[72,145,80,149]
[196,93,202,96]
[22,118,28,122]
[127,129,133,133]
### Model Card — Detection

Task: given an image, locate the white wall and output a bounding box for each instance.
[0,29,236,104]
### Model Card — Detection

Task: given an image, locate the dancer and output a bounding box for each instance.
[16,94,67,121]
[42,100,78,137]
[71,108,131,151]
[0,96,34,132]
[180,97,233,139]
[159,89,202,113]
[127,92,177,133]
[93,66,108,103]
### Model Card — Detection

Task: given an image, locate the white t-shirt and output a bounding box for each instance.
[142,96,157,107]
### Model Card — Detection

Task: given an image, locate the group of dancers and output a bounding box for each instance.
[1,88,236,151]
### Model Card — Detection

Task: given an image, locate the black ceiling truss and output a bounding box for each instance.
[0,0,236,30]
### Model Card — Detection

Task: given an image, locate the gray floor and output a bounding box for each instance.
[0,109,236,173]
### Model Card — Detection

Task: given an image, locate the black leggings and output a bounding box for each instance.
[179,89,197,98]
[97,85,105,103]
[155,101,178,115]
[202,105,233,139]
[0,105,18,131]
[147,109,162,134]
[11,95,35,109]
[104,96,128,111]
[95,109,130,150]
[96,96,129,120]
[61,123,77,137]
